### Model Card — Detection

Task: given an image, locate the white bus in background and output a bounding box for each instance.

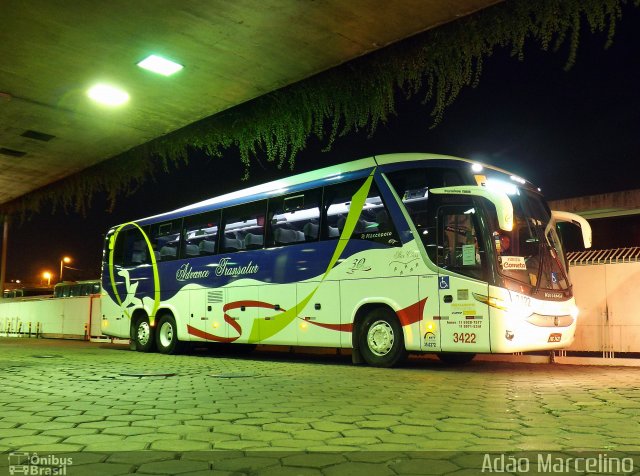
[100,153,591,367]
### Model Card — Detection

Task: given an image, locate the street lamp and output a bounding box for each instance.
[60,256,71,282]
[43,271,52,286]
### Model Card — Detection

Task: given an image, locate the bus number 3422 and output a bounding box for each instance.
[453,333,476,344]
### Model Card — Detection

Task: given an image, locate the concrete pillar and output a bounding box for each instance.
[0,215,8,298]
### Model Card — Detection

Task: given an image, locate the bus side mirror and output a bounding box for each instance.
[551,210,592,249]
[430,185,514,232]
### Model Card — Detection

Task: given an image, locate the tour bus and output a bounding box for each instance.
[100,153,591,367]
[53,280,101,298]
[2,287,53,299]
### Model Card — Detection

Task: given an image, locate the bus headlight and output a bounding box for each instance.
[569,305,579,319]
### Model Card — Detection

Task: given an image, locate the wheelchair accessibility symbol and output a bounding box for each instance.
[439,276,450,290]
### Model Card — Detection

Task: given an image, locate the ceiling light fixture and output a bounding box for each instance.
[87,84,130,106]
[137,55,183,76]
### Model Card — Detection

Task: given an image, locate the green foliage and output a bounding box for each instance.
[1,0,632,217]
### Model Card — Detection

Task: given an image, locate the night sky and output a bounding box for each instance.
[5,4,640,285]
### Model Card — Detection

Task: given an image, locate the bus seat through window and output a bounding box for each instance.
[224,236,244,252]
[244,233,264,249]
[303,222,319,240]
[185,244,200,257]
[274,228,304,245]
[160,246,177,260]
[199,240,216,254]
[131,240,147,264]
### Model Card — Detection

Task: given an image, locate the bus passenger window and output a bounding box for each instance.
[149,220,181,262]
[122,227,151,266]
[323,180,399,246]
[222,201,267,253]
[183,211,220,257]
[267,189,321,247]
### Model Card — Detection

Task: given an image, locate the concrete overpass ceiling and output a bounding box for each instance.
[0,0,499,206]
[549,189,640,220]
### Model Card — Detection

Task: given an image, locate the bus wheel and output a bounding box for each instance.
[156,314,182,355]
[358,308,407,368]
[133,317,155,353]
[437,352,476,365]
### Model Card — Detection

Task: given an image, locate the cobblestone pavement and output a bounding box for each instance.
[1,338,640,475]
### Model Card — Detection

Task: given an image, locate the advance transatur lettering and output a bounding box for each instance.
[175,259,261,282]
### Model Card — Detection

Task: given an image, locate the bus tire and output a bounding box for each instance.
[133,316,155,353]
[358,308,407,368]
[437,352,476,365]
[156,314,182,355]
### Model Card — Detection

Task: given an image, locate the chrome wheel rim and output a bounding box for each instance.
[159,321,174,348]
[137,321,151,346]
[367,320,394,356]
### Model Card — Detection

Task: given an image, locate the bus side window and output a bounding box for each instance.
[436,204,486,280]
[122,227,151,266]
[267,189,321,247]
[183,211,220,257]
[221,200,267,253]
[149,220,181,262]
[323,180,400,246]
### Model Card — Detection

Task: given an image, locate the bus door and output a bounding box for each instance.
[435,203,491,353]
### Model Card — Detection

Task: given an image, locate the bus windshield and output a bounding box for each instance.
[493,189,570,293]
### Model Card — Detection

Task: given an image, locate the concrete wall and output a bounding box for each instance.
[568,261,640,354]
[0,295,102,339]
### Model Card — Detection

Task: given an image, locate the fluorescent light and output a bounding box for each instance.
[137,55,183,76]
[471,163,483,172]
[87,84,129,106]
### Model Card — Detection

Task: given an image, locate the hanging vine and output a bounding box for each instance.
[2,0,635,217]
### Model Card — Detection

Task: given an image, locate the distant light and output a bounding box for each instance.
[137,55,183,76]
[471,163,483,172]
[510,175,526,185]
[87,84,129,106]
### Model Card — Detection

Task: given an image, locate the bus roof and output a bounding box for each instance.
[125,153,520,227]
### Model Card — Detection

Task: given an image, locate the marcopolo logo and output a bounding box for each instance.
[8,453,73,475]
